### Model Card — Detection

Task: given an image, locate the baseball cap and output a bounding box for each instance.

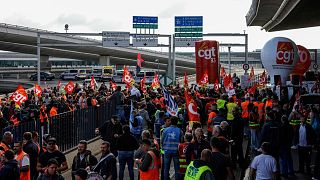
[47,137,57,143]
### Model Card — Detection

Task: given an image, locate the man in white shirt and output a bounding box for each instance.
[250,142,277,180]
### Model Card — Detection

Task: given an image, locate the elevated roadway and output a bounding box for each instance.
[0,23,196,74]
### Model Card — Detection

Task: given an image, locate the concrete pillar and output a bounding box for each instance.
[99,56,111,66]
[40,55,51,71]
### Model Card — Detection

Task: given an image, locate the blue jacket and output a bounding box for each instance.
[162,125,181,154]
[130,115,143,135]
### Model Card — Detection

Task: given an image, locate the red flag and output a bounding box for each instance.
[248,66,254,81]
[10,85,28,105]
[248,84,257,94]
[199,73,208,86]
[214,79,220,92]
[137,53,144,68]
[34,84,43,97]
[140,75,147,93]
[259,70,266,85]
[220,67,226,78]
[184,72,188,88]
[90,76,95,90]
[122,66,135,86]
[57,80,62,90]
[110,81,117,91]
[185,90,200,122]
[64,81,74,94]
[151,74,160,90]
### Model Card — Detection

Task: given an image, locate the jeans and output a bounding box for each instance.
[279,147,294,175]
[163,153,180,180]
[250,129,260,151]
[118,151,134,180]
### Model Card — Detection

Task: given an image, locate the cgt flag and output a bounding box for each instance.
[90,76,96,90]
[151,74,160,90]
[10,85,28,106]
[184,90,200,122]
[161,84,178,116]
[140,75,147,93]
[64,81,74,94]
[34,83,43,97]
[110,81,117,91]
[122,66,135,87]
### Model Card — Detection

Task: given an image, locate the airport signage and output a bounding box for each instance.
[102,31,130,47]
[174,16,203,47]
[132,34,158,47]
[175,16,203,26]
[133,16,158,24]
[174,38,202,47]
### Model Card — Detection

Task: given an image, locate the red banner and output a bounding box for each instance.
[195,40,219,84]
[151,74,160,90]
[90,76,95,90]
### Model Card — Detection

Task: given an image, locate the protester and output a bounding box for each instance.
[37,158,64,180]
[184,149,214,180]
[116,125,139,180]
[138,139,161,180]
[250,142,277,180]
[93,141,117,180]
[23,131,39,180]
[0,149,20,180]
[14,141,31,180]
[71,140,98,180]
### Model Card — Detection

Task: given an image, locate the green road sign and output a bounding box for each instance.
[175,27,203,32]
[133,24,158,29]
[175,33,203,37]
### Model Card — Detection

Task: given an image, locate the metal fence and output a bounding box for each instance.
[9,100,116,152]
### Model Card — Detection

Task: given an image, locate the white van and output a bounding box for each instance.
[60,69,86,80]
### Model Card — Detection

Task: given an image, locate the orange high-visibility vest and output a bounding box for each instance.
[241,101,249,118]
[139,151,160,180]
[16,151,31,180]
[0,142,10,152]
[207,112,217,132]
[265,99,273,109]
[258,102,265,122]
[49,107,58,118]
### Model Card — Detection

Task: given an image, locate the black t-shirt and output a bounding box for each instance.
[39,150,66,167]
[210,151,232,180]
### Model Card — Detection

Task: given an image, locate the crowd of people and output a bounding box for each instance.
[0,73,320,180]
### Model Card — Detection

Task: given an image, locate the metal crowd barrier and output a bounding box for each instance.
[10,99,116,152]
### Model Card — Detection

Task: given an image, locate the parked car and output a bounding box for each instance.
[30,71,55,81]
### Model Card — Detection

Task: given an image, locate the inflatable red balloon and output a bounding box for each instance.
[292,45,311,75]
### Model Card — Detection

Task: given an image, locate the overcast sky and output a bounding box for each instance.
[1,0,320,52]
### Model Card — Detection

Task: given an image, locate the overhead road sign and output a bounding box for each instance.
[102,31,130,47]
[133,16,158,24]
[132,34,158,47]
[175,33,203,37]
[175,27,203,32]
[133,24,158,29]
[174,38,202,47]
[175,16,203,26]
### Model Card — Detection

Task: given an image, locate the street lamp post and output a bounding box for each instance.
[155,59,159,74]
